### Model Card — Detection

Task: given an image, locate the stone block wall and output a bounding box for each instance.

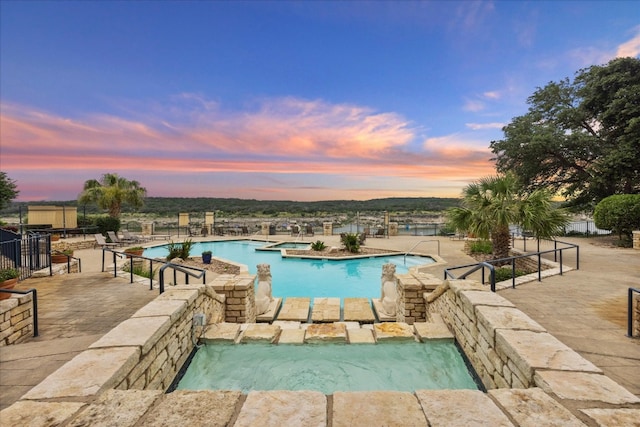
[0,293,34,346]
[633,230,640,250]
[426,279,605,391]
[396,273,441,324]
[210,273,256,323]
[20,283,225,401]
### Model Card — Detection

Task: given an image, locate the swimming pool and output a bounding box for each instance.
[174,342,479,394]
[144,240,434,299]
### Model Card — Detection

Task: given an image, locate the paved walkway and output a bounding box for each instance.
[0,234,638,411]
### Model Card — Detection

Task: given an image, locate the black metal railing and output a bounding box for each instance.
[101,248,207,293]
[1,231,51,281]
[444,240,580,292]
[51,250,82,274]
[510,237,580,270]
[628,287,640,338]
[0,288,38,337]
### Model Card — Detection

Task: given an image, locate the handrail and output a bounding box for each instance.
[0,288,38,337]
[628,287,640,338]
[101,247,208,293]
[404,239,440,265]
[51,250,82,273]
[158,263,207,294]
[444,242,579,292]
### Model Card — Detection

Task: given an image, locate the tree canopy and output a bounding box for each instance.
[593,194,640,241]
[490,57,640,211]
[0,172,19,211]
[78,173,147,218]
[447,174,569,260]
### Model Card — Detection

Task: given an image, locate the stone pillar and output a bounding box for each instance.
[141,222,154,236]
[633,231,640,250]
[261,222,270,237]
[210,273,257,323]
[389,222,398,236]
[323,222,333,236]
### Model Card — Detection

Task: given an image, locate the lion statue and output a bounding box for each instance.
[380,263,397,316]
[255,263,274,315]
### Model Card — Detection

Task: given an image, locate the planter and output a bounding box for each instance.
[51,235,60,242]
[202,253,212,264]
[0,278,18,300]
[51,253,73,263]
[124,249,144,257]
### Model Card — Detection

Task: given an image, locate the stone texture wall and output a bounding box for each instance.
[396,273,441,324]
[52,240,95,251]
[18,283,226,402]
[426,279,603,390]
[633,230,640,250]
[210,273,256,323]
[0,293,34,346]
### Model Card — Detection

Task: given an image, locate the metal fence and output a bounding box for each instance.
[0,229,51,281]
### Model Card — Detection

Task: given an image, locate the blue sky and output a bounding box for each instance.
[1,1,638,201]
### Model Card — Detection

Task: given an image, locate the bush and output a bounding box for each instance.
[166,239,193,261]
[469,240,493,254]
[340,233,360,253]
[123,262,156,279]
[493,266,527,282]
[0,268,19,281]
[310,240,326,251]
[94,215,121,235]
[594,194,640,241]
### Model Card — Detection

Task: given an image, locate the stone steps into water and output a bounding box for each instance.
[276,297,311,321]
[343,298,375,323]
[311,298,341,322]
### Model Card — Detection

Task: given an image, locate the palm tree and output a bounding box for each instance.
[447,174,569,260]
[78,173,147,218]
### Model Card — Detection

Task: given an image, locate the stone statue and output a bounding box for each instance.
[255,263,274,315]
[380,263,397,317]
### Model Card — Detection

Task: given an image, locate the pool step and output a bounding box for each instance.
[276,297,311,322]
[311,298,341,322]
[343,298,375,323]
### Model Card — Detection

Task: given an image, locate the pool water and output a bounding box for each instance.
[175,342,479,394]
[144,240,434,299]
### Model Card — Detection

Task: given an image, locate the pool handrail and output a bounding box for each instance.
[404,240,440,265]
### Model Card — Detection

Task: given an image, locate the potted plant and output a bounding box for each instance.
[51,249,74,263]
[51,234,61,242]
[202,250,212,264]
[124,246,145,257]
[0,268,19,300]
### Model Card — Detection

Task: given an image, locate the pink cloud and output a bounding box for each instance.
[1,97,497,201]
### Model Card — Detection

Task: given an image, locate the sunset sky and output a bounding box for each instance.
[1,1,638,202]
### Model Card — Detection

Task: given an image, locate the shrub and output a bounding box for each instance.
[95,215,121,235]
[310,240,326,251]
[493,266,527,282]
[469,240,493,254]
[340,233,360,253]
[123,262,157,279]
[0,268,19,281]
[594,194,640,241]
[166,239,193,261]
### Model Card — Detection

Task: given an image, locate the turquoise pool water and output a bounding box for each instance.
[175,342,479,393]
[144,240,434,299]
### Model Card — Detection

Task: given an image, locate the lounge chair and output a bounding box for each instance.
[107,231,124,246]
[94,233,118,249]
[290,225,300,236]
[374,228,385,238]
[305,225,315,236]
[122,229,149,242]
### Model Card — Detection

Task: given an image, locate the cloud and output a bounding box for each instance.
[616,26,640,58]
[465,122,504,131]
[1,96,498,201]
[463,99,485,112]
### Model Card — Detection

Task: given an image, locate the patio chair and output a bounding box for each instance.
[107,231,124,246]
[374,228,385,238]
[306,225,315,236]
[122,229,149,242]
[94,233,118,249]
[290,225,300,236]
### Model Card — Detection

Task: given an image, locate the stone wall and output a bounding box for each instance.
[209,273,256,323]
[426,279,605,390]
[0,293,34,346]
[52,240,95,251]
[634,230,640,250]
[396,273,441,324]
[19,283,225,401]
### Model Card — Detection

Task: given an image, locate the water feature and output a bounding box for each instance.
[174,342,479,394]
